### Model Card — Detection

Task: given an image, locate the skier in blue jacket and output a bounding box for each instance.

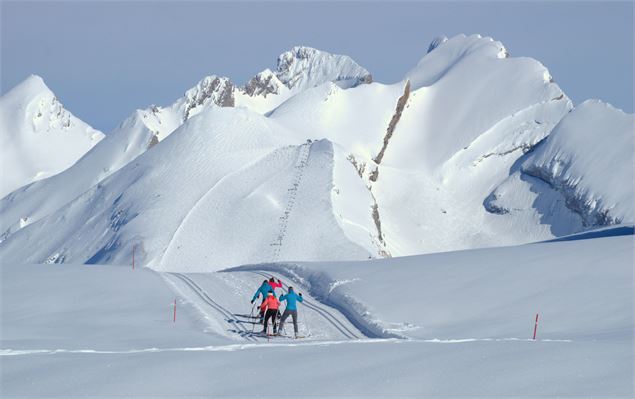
[251,280,274,319]
[278,287,304,337]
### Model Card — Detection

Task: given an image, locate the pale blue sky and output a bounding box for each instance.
[2,1,633,132]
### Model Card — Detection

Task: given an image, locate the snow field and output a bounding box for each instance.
[3,338,630,397]
[231,233,633,342]
[2,233,632,397]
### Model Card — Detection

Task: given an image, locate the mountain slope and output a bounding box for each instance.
[0,108,370,268]
[0,110,156,242]
[0,48,371,246]
[271,34,574,255]
[1,35,632,269]
[486,99,634,231]
[0,75,104,197]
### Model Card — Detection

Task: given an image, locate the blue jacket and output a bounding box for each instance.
[279,291,303,311]
[252,283,274,302]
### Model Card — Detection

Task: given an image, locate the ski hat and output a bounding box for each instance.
[262,280,268,284]
[269,277,275,282]
[288,287,294,292]
[267,291,274,296]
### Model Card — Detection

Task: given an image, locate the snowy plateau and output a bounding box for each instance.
[1,34,633,398]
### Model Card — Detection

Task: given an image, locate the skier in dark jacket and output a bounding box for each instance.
[279,287,303,337]
[251,280,273,319]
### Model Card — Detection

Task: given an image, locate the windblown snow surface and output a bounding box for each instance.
[2,232,632,397]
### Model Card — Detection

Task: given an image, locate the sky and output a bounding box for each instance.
[1,1,633,132]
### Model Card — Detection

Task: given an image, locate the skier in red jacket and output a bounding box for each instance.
[260,292,280,335]
[268,277,282,294]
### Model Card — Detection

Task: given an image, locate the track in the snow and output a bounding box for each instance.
[250,271,363,340]
[269,141,312,262]
[169,272,261,341]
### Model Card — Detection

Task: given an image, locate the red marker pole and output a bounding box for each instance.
[532,313,539,340]
[173,299,177,323]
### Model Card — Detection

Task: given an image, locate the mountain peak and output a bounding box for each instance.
[181,75,234,120]
[2,74,52,104]
[274,45,372,91]
[242,68,285,98]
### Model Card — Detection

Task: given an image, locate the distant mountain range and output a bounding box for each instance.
[0,34,632,270]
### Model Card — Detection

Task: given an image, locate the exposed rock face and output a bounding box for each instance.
[370,80,411,182]
[242,69,283,97]
[182,76,234,121]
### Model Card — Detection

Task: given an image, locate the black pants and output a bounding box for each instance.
[263,309,278,333]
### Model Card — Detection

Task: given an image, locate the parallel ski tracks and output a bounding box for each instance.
[250,271,362,340]
[169,272,259,342]
[169,270,363,342]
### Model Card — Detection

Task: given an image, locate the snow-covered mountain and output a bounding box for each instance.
[486,99,634,233]
[0,109,157,241]
[0,75,104,197]
[0,46,370,242]
[1,34,632,269]
[134,46,372,141]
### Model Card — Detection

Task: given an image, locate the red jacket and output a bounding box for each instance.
[260,295,280,311]
[268,280,282,290]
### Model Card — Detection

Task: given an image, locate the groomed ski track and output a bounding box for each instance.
[164,270,365,343]
[249,270,362,340]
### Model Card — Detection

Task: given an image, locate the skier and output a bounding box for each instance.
[251,280,274,320]
[278,286,303,338]
[260,292,280,335]
[267,277,283,319]
[267,277,283,295]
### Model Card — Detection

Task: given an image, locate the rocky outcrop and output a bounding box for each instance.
[182,76,234,121]
[370,80,411,182]
[242,69,283,97]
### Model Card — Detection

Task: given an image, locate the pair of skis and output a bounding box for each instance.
[260,332,307,339]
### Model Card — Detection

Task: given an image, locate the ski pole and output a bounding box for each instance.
[280,304,287,337]
[249,302,257,334]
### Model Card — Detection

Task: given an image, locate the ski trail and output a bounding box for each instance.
[269,141,312,262]
[0,338,573,357]
[250,270,363,340]
[167,272,259,341]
